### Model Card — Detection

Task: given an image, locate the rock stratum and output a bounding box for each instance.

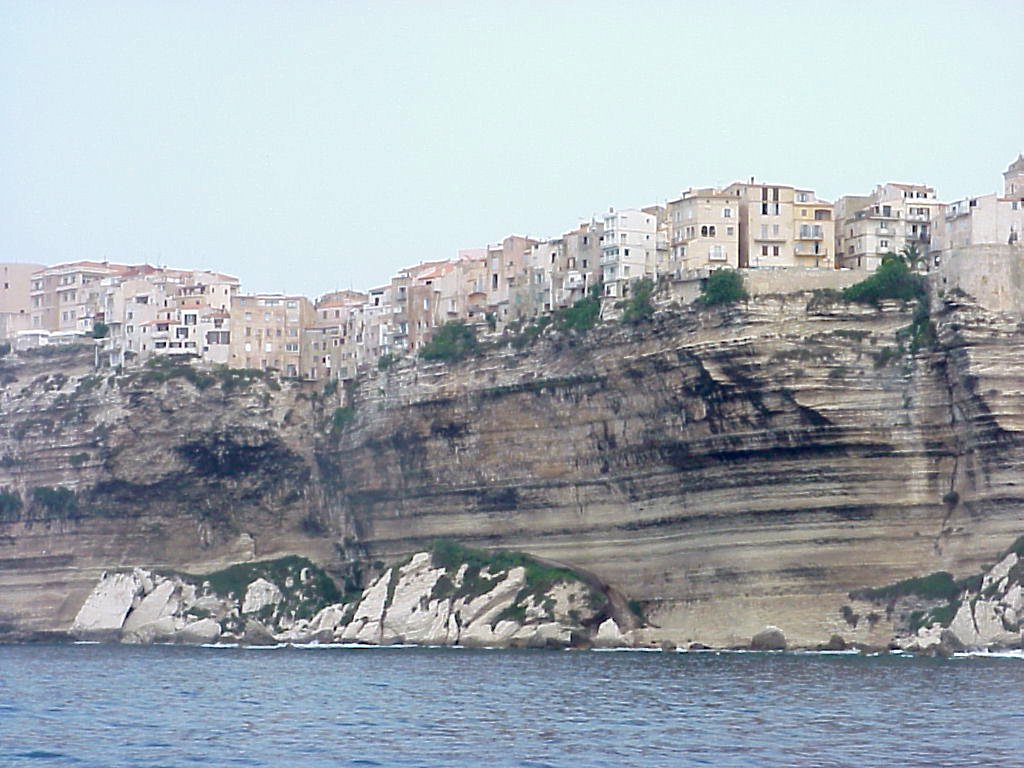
[1,288,1022,651]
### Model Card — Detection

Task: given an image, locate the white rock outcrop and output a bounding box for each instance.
[72,572,144,638]
[241,578,283,615]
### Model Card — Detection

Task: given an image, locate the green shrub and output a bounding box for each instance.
[377,354,397,371]
[0,489,22,521]
[420,321,478,363]
[842,254,925,305]
[620,278,656,324]
[700,269,748,306]
[31,486,77,517]
[91,322,109,339]
[332,406,355,430]
[69,452,89,468]
[553,292,601,333]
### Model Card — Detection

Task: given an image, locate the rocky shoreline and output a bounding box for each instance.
[11,537,1019,657]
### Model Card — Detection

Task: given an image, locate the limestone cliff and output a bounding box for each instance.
[1,289,1022,649]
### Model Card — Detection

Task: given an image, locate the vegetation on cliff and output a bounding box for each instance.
[419,321,479,363]
[699,269,748,306]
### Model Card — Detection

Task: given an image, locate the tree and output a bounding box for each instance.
[91,322,109,339]
[700,269,747,306]
[620,278,656,324]
[899,243,924,271]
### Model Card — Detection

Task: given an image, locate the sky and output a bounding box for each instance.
[2,1,1022,297]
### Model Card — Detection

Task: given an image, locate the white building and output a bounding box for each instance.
[601,208,658,298]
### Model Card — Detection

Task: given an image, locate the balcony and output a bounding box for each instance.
[796,232,824,241]
[754,233,787,242]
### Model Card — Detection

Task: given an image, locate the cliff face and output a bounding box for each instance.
[2,291,1022,647]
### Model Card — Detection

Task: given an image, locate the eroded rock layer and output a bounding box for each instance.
[1,292,1022,648]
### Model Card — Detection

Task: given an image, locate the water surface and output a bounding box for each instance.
[1,644,1021,767]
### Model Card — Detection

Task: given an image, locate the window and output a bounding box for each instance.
[701,226,708,237]
[709,226,716,236]
[761,245,769,256]
[723,208,732,218]
[726,226,734,236]
[880,239,889,248]
[772,246,780,257]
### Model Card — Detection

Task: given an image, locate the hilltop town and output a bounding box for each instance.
[2,155,1022,380]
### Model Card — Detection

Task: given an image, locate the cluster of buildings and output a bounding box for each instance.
[2,156,1022,380]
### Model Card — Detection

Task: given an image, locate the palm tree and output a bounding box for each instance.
[900,243,923,271]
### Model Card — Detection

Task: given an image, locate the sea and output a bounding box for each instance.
[0,643,1021,767]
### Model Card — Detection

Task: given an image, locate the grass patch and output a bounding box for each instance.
[429,539,591,608]
[851,571,961,603]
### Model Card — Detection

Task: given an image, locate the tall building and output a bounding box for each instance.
[834,183,943,271]
[229,294,313,376]
[600,207,658,298]
[667,188,740,273]
[722,181,834,269]
[29,261,129,333]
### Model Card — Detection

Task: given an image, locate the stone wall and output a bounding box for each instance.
[934,244,1024,316]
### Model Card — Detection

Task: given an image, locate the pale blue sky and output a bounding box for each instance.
[2,1,1022,297]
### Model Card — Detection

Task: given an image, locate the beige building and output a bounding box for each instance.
[1,262,44,339]
[29,261,129,333]
[722,181,834,269]
[835,183,943,271]
[667,189,740,273]
[229,293,313,376]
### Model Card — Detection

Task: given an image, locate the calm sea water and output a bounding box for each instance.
[1,644,1021,767]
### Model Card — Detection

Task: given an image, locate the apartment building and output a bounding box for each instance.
[834,183,943,271]
[722,181,834,269]
[29,261,129,333]
[601,208,658,298]
[667,189,740,273]
[229,293,313,376]
[1,262,44,340]
[94,267,239,366]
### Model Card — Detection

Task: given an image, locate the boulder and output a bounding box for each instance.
[241,578,283,615]
[817,634,848,651]
[176,618,222,645]
[121,616,178,645]
[122,580,179,633]
[750,626,787,651]
[593,618,628,649]
[71,572,144,639]
[240,620,276,646]
[310,604,348,633]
